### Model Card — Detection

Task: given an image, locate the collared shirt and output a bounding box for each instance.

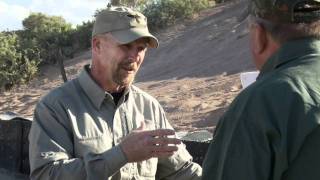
[202,38,320,180]
[29,65,202,180]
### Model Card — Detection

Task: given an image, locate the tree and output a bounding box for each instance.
[0,32,40,90]
[23,13,71,34]
[111,0,145,8]
[111,0,121,5]
[22,12,73,64]
[22,13,74,82]
[71,21,93,52]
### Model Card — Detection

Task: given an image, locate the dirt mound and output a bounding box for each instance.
[137,0,252,81]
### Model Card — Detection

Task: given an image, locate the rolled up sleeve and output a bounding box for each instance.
[155,106,202,180]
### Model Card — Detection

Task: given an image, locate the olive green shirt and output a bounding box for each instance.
[29,65,202,180]
[202,38,320,180]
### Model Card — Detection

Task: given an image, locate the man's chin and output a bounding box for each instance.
[116,77,134,87]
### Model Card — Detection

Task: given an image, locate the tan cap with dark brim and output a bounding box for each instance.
[111,27,158,48]
[93,6,159,48]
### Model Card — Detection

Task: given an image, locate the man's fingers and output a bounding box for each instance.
[150,144,179,153]
[149,136,181,146]
[144,129,176,137]
[151,151,175,158]
[149,145,179,158]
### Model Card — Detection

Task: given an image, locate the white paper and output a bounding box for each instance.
[240,71,259,89]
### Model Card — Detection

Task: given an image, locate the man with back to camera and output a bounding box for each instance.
[28,6,202,180]
[202,0,320,180]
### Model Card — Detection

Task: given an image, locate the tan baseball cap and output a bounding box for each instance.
[92,6,159,48]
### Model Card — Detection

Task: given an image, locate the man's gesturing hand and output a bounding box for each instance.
[119,122,181,162]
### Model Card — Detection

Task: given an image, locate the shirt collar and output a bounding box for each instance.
[258,38,320,79]
[78,65,106,109]
[78,65,131,109]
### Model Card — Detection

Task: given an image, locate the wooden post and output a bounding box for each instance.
[58,48,68,83]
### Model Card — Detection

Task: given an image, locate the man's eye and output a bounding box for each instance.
[137,46,147,52]
[121,44,130,49]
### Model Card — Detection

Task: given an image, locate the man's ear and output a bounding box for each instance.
[253,23,268,55]
[92,37,101,53]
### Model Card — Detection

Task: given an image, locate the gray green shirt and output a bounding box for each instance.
[29,65,202,180]
[202,38,320,180]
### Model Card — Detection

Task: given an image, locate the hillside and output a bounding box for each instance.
[0,0,255,132]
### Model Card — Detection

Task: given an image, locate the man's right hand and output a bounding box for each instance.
[119,122,181,162]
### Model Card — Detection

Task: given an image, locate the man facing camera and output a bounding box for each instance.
[29,6,202,180]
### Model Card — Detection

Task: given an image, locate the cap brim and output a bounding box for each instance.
[111,27,159,48]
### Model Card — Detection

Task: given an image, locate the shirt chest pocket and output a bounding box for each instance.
[70,113,113,156]
[74,133,113,157]
[137,158,158,177]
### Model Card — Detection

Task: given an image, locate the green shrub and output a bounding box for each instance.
[22,13,74,64]
[71,21,93,53]
[0,0,213,89]
[142,0,210,31]
[0,32,40,90]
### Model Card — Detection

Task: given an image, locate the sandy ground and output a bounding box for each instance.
[0,0,255,132]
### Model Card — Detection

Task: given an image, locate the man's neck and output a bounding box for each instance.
[108,84,126,93]
[96,79,125,93]
[89,67,126,93]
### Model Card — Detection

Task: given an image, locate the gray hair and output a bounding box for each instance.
[248,15,320,44]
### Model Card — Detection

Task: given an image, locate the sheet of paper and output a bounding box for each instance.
[240,71,259,89]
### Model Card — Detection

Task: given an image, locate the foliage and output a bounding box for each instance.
[0,0,214,89]
[215,0,229,3]
[71,21,94,53]
[111,0,121,5]
[111,0,144,7]
[108,0,211,31]
[0,13,74,89]
[142,0,210,31]
[22,12,73,64]
[0,32,40,90]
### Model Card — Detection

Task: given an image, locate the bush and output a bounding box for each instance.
[142,0,210,31]
[0,32,40,90]
[0,13,86,89]
[0,0,212,89]
[71,21,93,53]
[22,13,74,64]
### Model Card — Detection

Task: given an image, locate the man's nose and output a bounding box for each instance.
[127,48,139,62]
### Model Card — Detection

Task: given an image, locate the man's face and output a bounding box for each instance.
[249,23,259,67]
[94,34,148,89]
[248,19,266,70]
[247,16,260,67]
[247,15,282,70]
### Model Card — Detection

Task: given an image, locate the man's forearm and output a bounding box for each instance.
[30,145,127,180]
